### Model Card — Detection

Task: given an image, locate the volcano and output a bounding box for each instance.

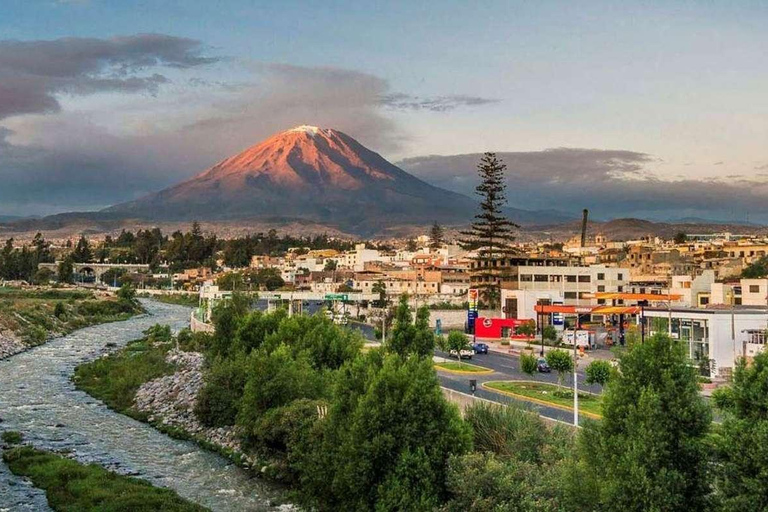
[105,125,482,233]
[104,125,572,235]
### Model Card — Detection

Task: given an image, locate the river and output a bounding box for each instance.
[0,300,286,512]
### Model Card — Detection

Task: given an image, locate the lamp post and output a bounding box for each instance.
[573,312,580,427]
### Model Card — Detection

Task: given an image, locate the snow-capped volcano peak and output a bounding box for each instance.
[287,125,324,136]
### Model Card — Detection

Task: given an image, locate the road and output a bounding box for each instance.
[435,349,602,425]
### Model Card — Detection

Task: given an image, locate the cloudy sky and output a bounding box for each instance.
[1,1,767,222]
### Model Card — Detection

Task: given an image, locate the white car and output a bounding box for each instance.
[449,348,474,360]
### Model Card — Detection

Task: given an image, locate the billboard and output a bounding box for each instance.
[467,289,479,333]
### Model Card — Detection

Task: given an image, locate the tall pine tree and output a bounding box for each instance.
[459,153,518,308]
[429,222,444,250]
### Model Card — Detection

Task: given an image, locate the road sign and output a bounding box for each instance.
[324,293,349,301]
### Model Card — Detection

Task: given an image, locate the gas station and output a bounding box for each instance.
[533,292,682,349]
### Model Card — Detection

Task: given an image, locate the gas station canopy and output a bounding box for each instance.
[533,304,640,315]
[590,292,682,301]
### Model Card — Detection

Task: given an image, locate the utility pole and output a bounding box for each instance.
[573,313,580,427]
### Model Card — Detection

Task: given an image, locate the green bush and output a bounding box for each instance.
[236,346,328,446]
[1,431,23,445]
[2,446,206,511]
[585,359,613,387]
[194,355,250,428]
[520,352,538,377]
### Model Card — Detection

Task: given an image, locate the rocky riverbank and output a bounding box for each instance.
[133,350,253,466]
[0,286,143,361]
[0,329,26,359]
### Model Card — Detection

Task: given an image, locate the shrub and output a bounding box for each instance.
[585,359,613,388]
[236,346,327,446]
[194,355,250,428]
[1,431,23,445]
[520,352,538,377]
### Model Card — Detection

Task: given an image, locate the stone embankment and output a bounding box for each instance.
[0,329,28,359]
[133,349,247,462]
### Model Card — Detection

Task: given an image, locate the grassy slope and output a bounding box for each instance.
[2,445,207,512]
[0,287,142,347]
[484,380,603,417]
[73,338,173,419]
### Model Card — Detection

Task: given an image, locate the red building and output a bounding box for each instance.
[474,317,532,339]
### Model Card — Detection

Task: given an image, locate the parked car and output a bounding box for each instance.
[537,358,551,373]
[472,342,489,354]
[449,349,474,360]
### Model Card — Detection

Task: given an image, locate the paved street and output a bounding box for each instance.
[435,349,602,425]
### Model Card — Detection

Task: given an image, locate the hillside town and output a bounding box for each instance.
[2,223,767,383]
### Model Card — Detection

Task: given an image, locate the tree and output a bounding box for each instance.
[584,359,613,388]
[712,350,768,510]
[516,321,535,340]
[741,256,768,278]
[372,280,388,308]
[429,222,444,250]
[296,352,472,511]
[446,331,471,364]
[545,349,573,390]
[459,153,519,308]
[324,259,338,271]
[520,352,538,378]
[406,239,418,252]
[388,295,434,358]
[57,257,74,283]
[116,283,137,304]
[71,235,92,263]
[577,333,712,511]
[673,232,688,244]
[542,325,557,343]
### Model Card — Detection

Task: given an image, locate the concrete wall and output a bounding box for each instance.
[429,309,496,329]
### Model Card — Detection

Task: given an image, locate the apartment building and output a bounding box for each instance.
[500,265,629,320]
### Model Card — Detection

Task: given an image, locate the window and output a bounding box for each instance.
[597,273,605,280]
[750,285,760,293]
[566,275,577,283]
[550,275,562,283]
[578,275,591,283]
[564,292,577,299]
[618,286,624,292]
[520,274,532,282]
[618,273,624,280]
[597,285,606,292]
[534,274,548,282]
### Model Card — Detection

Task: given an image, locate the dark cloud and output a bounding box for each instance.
[0,34,217,120]
[0,63,404,216]
[380,93,499,112]
[400,150,768,223]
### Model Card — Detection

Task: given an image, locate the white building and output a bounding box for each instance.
[339,244,385,271]
[644,306,768,378]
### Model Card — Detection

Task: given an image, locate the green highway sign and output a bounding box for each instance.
[324,293,349,301]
